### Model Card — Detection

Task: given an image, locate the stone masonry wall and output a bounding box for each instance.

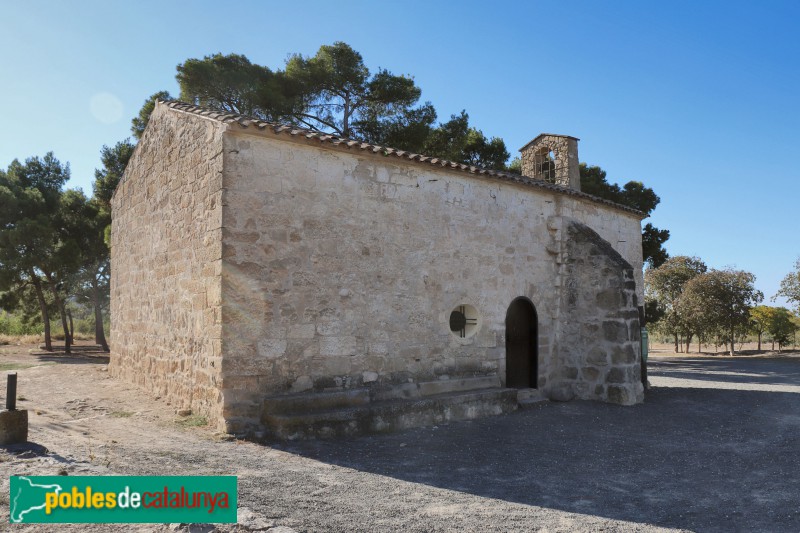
[550,219,644,404]
[110,104,226,429]
[217,129,645,431]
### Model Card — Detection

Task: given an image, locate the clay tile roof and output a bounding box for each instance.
[161,100,644,217]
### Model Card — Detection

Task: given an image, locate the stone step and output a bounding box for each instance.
[262,388,370,416]
[372,375,501,402]
[518,397,549,410]
[516,388,549,410]
[417,375,502,397]
[516,388,545,401]
[261,387,518,440]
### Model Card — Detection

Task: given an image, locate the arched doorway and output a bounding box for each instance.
[505,297,538,388]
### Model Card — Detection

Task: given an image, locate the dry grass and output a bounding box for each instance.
[0,333,96,345]
[0,334,41,346]
[51,332,95,341]
[175,414,208,428]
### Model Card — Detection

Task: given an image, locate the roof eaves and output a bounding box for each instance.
[161,101,644,218]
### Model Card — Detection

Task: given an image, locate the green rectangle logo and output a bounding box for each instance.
[9,476,237,523]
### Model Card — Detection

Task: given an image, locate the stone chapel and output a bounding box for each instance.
[110,101,645,438]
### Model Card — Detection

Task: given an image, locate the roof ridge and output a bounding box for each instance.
[159,100,645,218]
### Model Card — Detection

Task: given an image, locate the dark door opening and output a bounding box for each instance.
[505,297,538,388]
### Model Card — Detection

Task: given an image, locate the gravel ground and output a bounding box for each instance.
[2,343,800,532]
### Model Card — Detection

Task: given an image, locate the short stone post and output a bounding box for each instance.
[0,373,29,445]
[6,372,17,410]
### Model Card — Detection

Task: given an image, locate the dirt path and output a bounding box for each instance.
[2,342,800,532]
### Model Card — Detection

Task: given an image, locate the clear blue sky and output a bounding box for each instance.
[1,1,797,305]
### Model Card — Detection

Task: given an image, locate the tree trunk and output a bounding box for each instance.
[45,274,70,354]
[685,334,693,354]
[698,337,701,354]
[757,332,762,352]
[729,331,735,356]
[342,95,351,138]
[674,333,679,353]
[67,308,74,343]
[92,279,109,352]
[772,339,775,351]
[29,272,52,351]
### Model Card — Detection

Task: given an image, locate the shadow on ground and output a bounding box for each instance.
[32,345,109,365]
[280,357,800,532]
[648,355,800,387]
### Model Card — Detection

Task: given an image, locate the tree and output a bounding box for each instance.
[8,145,127,354]
[93,139,135,249]
[133,45,511,169]
[0,153,71,351]
[59,190,111,351]
[580,163,669,268]
[679,269,763,355]
[132,91,173,140]
[93,140,135,211]
[87,140,134,349]
[421,111,510,170]
[767,307,798,352]
[672,293,712,353]
[645,256,707,352]
[642,224,670,268]
[178,53,292,121]
[356,102,436,155]
[775,258,800,313]
[0,283,56,337]
[41,187,92,354]
[580,165,660,213]
[750,305,776,351]
[285,42,430,140]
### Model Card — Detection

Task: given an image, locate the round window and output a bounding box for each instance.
[449,304,480,339]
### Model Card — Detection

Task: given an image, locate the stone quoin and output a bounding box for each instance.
[110,101,646,438]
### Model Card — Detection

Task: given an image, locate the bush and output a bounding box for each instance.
[0,311,43,336]
[75,317,94,336]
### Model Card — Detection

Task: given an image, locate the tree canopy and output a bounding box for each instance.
[776,259,800,313]
[0,149,117,352]
[750,305,798,351]
[750,305,775,351]
[132,91,172,140]
[579,164,659,214]
[580,163,669,268]
[419,111,510,171]
[679,268,763,355]
[645,255,707,352]
[133,44,511,170]
[177,53,295,122]
[0,153,72,350]
[284,43,426,139]
[93,139,136,210]
[767,307,799,350]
